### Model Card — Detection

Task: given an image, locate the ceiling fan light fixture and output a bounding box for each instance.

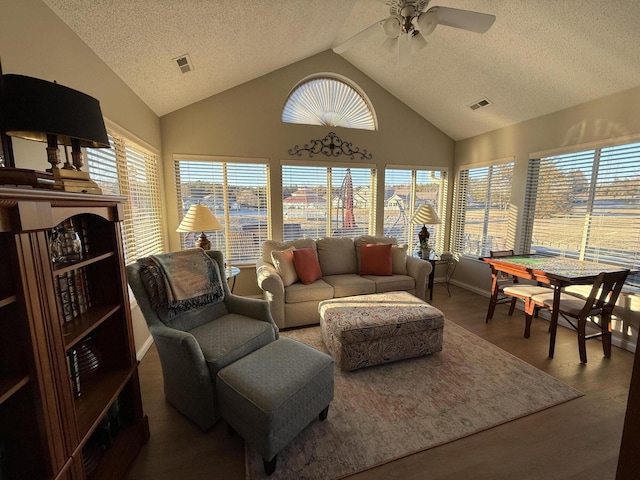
[411,31,428,53]
[332,1,496,59]
[398,33,412,67]
[417,10,438,37]
[381,36,399,54]
[383,15,402,38]
[400,5,416,18]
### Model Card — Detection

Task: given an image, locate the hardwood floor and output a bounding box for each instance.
[125,285,635,480]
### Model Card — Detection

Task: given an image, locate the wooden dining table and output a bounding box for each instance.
[481,254,628,358]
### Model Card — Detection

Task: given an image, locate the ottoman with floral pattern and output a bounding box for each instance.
[319,291,444,371]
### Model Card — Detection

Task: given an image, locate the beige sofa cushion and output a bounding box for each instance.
[270,247,298,286]
[285,279,334,304]
[362,274,415,293]
[316,237,357,275]
[323,274,376,298]
[262,238,316,263]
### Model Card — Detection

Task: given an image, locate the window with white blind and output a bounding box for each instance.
[282,76,376,131]
[383,168,448,254]
[522,142,640,289]
[453,161,515,257]
[281,164,376,241]
[86,132,165,264]
[174,157,270,265]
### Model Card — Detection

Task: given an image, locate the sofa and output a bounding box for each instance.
[256,235,432,329]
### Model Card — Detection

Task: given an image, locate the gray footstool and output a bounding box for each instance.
[216,337,334,476]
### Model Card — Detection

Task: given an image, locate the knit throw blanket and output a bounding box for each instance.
[140,249,224,316]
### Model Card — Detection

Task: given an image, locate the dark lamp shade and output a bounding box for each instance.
[1,74,109,148]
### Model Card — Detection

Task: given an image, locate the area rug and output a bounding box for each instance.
[245,320,583,480]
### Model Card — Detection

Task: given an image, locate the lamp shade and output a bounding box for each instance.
[410,204,441,225]
[177,204,222,233]
[1,74,109,148]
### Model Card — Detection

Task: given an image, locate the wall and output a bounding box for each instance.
[160,49,455,295]
[1,0,162,354]
[452,86,640,351]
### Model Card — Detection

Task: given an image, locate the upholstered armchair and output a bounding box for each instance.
[127,249,278,431]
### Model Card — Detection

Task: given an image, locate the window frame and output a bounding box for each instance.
[383,165,448,254]
[174,155,271,265]
[86,120,166,266]
[280,160,377,241]
[452,159,516,258]
[281,74,377,131]
[522,141,640,291]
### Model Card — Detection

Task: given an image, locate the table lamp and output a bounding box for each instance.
[0,72,110,192]
[176,204,222,250]
[410,204,441,248]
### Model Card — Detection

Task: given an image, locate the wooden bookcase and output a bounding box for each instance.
[0,187,148,479]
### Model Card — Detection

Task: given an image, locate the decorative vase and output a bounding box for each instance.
[50,221,83,264]
[421,248,431,260]
[76,337,102,382]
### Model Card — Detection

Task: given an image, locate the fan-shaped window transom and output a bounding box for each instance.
[282,76,376,131]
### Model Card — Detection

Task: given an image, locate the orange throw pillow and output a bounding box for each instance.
[292,247,323,285]
[360,243,392,275]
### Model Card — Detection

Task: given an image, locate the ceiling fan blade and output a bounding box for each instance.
[429,6,496,34]
[332,20,385,54]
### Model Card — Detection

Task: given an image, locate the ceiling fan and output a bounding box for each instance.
[333,0,496,66]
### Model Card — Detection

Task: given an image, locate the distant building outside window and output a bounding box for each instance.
[383,168,448,254]
[281,163,376,241]
[174,156,270,265]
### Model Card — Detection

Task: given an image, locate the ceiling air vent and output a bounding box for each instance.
[469,97,492,111]
[173,54,193,74]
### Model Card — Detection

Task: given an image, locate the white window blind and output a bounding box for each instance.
[453,162,515,257]
[383,168,448,254]
[86,132,165,264]
[523,142,640,289]
[174,158,270,265]
[281,164,376,241]
[282,77,376,130]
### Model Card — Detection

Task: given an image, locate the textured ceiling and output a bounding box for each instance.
[42,0,640,140]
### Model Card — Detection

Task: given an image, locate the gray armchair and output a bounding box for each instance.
[127,249,278,431]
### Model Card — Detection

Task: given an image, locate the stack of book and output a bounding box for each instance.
[67,349,81,398]
[56,268,92,323]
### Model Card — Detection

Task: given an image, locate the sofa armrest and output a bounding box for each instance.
[406,256,432,301]
[256,258,286,329]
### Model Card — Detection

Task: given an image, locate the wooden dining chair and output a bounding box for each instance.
[486,250,550,322]
[529,269,630,363]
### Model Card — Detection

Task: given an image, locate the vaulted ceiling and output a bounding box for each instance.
[42,0,640,141]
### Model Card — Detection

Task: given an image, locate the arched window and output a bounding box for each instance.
[282,75,377,130]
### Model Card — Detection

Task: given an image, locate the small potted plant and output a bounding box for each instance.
[420,240,431,260]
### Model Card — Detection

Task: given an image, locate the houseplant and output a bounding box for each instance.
[420,240,431,260]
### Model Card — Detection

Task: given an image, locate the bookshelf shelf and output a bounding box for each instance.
[0,373,30,405]
[0,294,17,308]
[62,304,121,349]
[0,187,148,480]
[52,252,115,275]
[74,366,135,441]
